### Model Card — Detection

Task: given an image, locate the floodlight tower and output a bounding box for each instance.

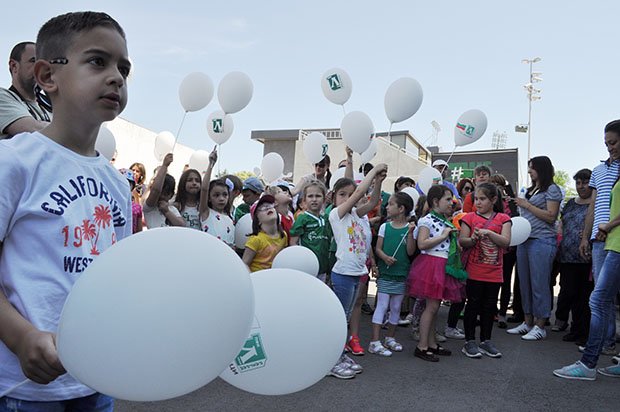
[522,57,542,168]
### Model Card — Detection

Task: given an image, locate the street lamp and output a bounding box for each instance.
[522,57,542,183]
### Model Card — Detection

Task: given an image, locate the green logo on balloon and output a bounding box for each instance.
[232,333,267,373]
[321,144,328,157]
[465,125,475,136]
[212,118,223,133]
[326,74,342,91]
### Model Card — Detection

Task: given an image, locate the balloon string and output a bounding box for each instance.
[386,123,393,141]
[444,146,457,166]
[217,144,221,177]
[172,111,188,153]
[0,379,30,398]
[386,231,408,268]
[341,104,346,116]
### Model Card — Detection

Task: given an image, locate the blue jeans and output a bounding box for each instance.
[581,250,620,368]
[331,272,361,321]
[516,237,556,319]
[0,394,113,412]
[591,241,615,348]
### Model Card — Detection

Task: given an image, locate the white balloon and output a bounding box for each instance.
[95,125,116,161]
[340,111,374,154]
[321,68,352,106]
[360,139,378,164]
[57,228,254,401]
[235,213,253,249]
[189,150,211,173]
[218,71,253,114]
[418,166,443,195]
[253,167,261,177]
[510,216,532,246]
[261,152,284,183]
[179,72,214,112]
[303,132,329,164]
[400,186,420,206]
[384,77,423,124]
[207,110,234,145]
[153,131,175,161]
[220,268,346,395]
[454,109,488,147]
[272,246,319,277]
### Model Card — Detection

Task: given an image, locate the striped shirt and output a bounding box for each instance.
[590,159,620,240]
[519,183,562,238]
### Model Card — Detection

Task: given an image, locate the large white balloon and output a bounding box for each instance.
[360,139,378,164]
[179,72,214,112]
[207,110,234,145]
[510,216,532,246]
[235,213,254,249]
[261,152,284,183]
[189,150,211,173]
[220,268,346,395]
[272,246,319,277]
[454,109,488,147]
[57,228,254,401]
[303,132,329,164]
[321,68,352,106]
[95,125,116,161]
[384,77,423,124]
[340,111,374,154]
[153,131,175,161]
[400,186,420,207]
[218,71,253,114]
[418,166,443,195]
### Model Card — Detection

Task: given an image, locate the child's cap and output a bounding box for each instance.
[242,177,265,194]
[250,194,276,219]
[118,168,135,183]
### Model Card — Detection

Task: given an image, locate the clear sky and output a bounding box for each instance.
[2,1,617,185]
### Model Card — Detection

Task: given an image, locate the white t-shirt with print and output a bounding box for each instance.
[0,132,132,400]
[143,202,182,229]
[417,214,450,258]
[329,207,371,276]
[201,208,235,246]
[180,205,201,230]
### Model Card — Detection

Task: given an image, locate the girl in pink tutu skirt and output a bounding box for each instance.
[409,184,467,362]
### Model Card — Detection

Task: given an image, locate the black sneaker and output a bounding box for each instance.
[361,302,374,315]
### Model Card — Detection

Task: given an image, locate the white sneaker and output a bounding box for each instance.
[368,341,392,357]
[522,325,546,341]
[445,326,466,340]
[507,322,532,335]
[435,331,447,343]
[398,313,413,326]
[411,327,420,341]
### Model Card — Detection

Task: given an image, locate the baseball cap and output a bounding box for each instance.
[432,159,448,168]
[250,194,276,218]
[242,177,265,194]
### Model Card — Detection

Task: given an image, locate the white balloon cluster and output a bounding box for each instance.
[56,228,347,400]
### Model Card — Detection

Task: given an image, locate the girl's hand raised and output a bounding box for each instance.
[209,146,218,166]
[162,153,173,168]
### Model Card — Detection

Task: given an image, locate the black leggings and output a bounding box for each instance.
[498,248,518,316]
[464,279,501,342]
[447,300,465,328]
[555,263,593,338]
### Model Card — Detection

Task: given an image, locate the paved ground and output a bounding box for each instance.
[115,301,618,412]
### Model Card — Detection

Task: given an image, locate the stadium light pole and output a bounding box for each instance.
[522,57,542,184]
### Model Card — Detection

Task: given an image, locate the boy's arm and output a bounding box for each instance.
[145,153,173,208]
[199,147,217,220]
[0,243,66,384]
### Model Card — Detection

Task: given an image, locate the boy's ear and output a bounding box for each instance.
[33,59,57,94]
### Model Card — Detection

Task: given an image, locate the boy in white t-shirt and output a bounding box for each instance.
[0,12,132,408]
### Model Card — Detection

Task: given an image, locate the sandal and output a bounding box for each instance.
[384,338,403,352]
[429,344,452,356]
[414,346,439,362]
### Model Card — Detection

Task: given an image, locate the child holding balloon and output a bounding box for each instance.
[242,195,288,272]
[458,183,511,358]
[327,163,388,378]
[200,147,234,247]
[408,185,466,362]
[289,181,330,282]
[0,11,131,406]
[369,192,416,356]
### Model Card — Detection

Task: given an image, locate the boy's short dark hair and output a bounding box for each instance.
[573,168,592,182]
[474,165,491,176]
[36,12,125,60]
[162,174,176,197]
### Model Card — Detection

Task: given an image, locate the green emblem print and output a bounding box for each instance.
[321,144,328,157]
[233,333,267,373]
[326,74,342,91]
[465,125,475,136]
[212,118,223,133]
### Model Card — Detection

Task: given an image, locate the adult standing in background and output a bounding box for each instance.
[0,42,50,139]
